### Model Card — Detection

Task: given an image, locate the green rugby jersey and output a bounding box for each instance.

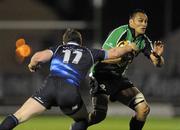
[93,24,154,77]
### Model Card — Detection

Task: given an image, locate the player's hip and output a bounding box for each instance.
[95,75,134,95]
[32,76,82,111]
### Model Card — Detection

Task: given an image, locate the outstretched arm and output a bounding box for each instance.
[102,42,137,63]
[150,41,164,67]
[28,49,53,72]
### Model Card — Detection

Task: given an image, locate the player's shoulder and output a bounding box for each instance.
[107,25,128,39]
[113,24,129,32]
[49,44,63,53]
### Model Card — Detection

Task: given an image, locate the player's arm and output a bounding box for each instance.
[28,49,53,72]
[150,41,164,67]
[102,42,137,63]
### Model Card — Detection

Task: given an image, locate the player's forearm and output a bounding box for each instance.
[30,50,53,66]
[29,53,41,66]
[28,54,41,72]
[101,57,122,64]
[108,45,133,59]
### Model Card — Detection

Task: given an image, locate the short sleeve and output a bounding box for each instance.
[102,25,128,50]
[90,48,106,62]
[49,46,56,53]
[48,44,62,55]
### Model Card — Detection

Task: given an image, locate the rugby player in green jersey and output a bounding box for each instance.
[90,9,164,130]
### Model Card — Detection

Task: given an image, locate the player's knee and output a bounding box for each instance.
[130,93,150,115]
[142,104,150,116]
[89,94,108,125]
[92,94,108,107]
[136,102,150,117]
[70,120,88,130]
[88,110,107,125]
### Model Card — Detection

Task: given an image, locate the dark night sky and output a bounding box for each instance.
[102,0,179,41]
[40,0,180,42]
[102,0,165,40]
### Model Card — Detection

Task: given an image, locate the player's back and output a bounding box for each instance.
[50,42,105,87]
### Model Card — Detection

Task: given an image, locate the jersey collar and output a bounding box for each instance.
[128,25,144,38]
[67,42,79,46]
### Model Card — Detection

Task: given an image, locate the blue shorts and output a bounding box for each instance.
[32,75,83,115]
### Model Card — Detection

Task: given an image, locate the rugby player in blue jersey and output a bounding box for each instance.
[0,28,137,130]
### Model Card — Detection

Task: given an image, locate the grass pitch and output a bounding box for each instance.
[0,116,180,130]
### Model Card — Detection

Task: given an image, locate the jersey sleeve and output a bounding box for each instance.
[102,25,127,50]
[49,45,61,55]
[49,46,56,53]
[90,48,107,62]
[142,37,154,58]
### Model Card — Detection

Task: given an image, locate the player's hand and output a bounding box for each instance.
[28,63,41,72]
[128,42,138,52]
[28,63,36,72]
[153,41,164,56]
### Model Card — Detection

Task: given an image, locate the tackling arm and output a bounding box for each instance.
[28,49,53,72]
[102,42,137,63]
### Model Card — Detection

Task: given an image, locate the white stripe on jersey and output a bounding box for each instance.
[144,34,154,52]
[54,45,62,55]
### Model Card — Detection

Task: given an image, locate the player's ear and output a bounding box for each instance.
[129,19,133,25]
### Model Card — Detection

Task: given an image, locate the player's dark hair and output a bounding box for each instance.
[63,28,82,45]
[129,9,147,19]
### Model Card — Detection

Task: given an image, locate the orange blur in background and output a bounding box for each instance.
[15,38,31,62]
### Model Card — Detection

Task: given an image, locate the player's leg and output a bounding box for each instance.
[88,93,108,126]
[88,77,108,126]
[70,120,88,130]
[0,97,46,130]
[114,87,150,130]
[60,98,89,130]
[68,98,108,130]
[14,97,46,123]
[69,103,89,130]
[56,80,89,130]
[69,78,108,130]
[0,76,55,130]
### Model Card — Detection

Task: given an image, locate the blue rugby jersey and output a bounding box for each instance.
[49,42,107,87]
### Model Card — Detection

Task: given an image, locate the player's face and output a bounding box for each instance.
[129,12,148,36]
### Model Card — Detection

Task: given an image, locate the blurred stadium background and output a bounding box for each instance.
[0,0,180,129]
